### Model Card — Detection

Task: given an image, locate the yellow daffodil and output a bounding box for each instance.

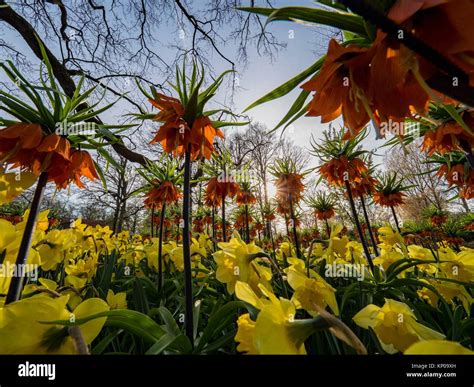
[0,167,37,204]
[168,238,205,272]
[107,290,127,309]
[325,224,349,263]
[378,226,404,247]
[419,278,473,314]
[440,248,474,282]
[353,298,445,353]
[0,219,40,295]
[286,267,339,316]
[404,340,473,354]
[407,245,438,275]
[37,229,76,271]
[0,295,109,354]
[16,209,50,234]
[373,248,404,271]
[213,233,271,294]
[235,281,317,354]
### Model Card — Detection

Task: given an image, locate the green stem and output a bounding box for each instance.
[289,194,301,258]
[182,148,194,345]
[157,202,166,293]
[345,180,374,273]
[6,171,48,304]
[360,195,379,256]
[391,205,401,233]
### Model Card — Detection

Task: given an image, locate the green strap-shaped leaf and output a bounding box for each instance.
[243,56,325,113]
[239,6,367,36]
[40,309,166,345]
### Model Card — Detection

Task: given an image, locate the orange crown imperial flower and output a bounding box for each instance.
[236,190,257,205]
[149,94,224,161]
[373,191,406,207]
[315,208,335,220]
[205,177,240,203]
[302,39,373,138]
[144,180,181,208]
[422,113,474,156]
[436,163,474,199]
[275,173,304,202]
[0,124,99,189]
[319,156,368,187]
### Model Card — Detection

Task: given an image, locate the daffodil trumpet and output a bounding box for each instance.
[5,171,48,304]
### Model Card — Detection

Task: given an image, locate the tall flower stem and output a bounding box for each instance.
[345,180,374,272]
[6,171,48,304]
[182,148,194,345]
[284,212,290,239]
[289,193,301,258]
[245,204,250,243]
[391,205,401,233]
[221,192,227,242]
[211,205,216,251]
[150,204,155,238]
[360,195,379,256]
[157,202,166,293]
[325,219,330,239]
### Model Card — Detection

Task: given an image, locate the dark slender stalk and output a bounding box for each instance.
[345,180,374,273]
[269,221,276,258]
[284,211,290,238]
[157,202,166,293]
[360,195,379,256]
[5,172,48,304]
[391,205,401,233]
[325,219,330,239]
[288,194,301,258]
[150,204,155,238]
[182,148,194,345]
[211,205,216,251]
[221,192,226,242]
[245,204,250,243]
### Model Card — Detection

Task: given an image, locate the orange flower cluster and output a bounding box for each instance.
[236,190,257,205]
[264,213,276,222]
[235,213,252,229]
[254,222,264,232]
[388,0,474,86]
[315,208,335,221]
[149,94,224,160]
[350,174,378,197]
[436,163,474,199]
[373,191,406,207]
[431,214,447,226]
[193,218,205,233]
[302,0,474,138]
[319,156,368,187]
[144,181,181,208]
[275,173,304,202]
[422,112,474,156]
[0,123,98,189]
[276,201,290,215]
[205,177,240,206]
[0,214,23,224]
